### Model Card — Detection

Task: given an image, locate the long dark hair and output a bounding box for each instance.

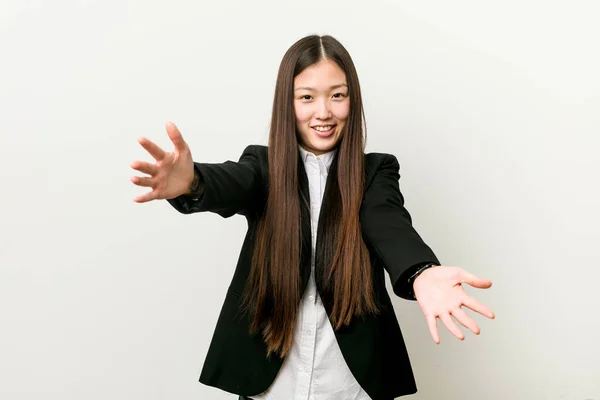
[241,35,377,357]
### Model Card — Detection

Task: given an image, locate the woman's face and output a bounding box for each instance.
[293,59,349,155]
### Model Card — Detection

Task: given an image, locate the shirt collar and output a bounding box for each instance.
[298,145,337,173]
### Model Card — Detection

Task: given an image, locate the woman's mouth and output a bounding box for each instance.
[311,125,336,138]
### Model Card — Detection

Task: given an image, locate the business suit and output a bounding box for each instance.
[167,144,440,400]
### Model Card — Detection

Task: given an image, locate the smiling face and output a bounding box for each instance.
[293,59,350,155]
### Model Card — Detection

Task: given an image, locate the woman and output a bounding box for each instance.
[130,35,495,400]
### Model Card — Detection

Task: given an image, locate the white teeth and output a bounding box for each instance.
[313,126,333,132]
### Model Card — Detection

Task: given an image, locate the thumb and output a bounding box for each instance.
[459,269,492,289]
[165,121,187,152]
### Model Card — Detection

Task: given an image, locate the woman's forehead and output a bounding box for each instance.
[294,60,347,90]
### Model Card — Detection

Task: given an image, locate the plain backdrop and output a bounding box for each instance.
[1,1,599,399]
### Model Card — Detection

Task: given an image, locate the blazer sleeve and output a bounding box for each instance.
[166,145,263,218]
[360,154,440,300]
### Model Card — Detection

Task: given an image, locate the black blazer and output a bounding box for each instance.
[167,145,440,400]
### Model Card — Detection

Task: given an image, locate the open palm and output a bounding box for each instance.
[413,266,495,344]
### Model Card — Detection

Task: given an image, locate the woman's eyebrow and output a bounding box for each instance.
[294,83,348,91]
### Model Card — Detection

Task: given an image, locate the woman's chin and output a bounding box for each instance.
[307,139,338,154]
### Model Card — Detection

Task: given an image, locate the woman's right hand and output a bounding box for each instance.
[130,121,195,203]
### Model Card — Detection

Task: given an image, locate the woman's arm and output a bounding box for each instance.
[360,153,495,343]
[360,153,440,300]
[167,145,264,218]
[131,122,264,218]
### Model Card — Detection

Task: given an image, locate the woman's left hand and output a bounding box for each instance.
[413,266,495,344]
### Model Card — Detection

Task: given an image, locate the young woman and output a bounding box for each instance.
[130,34,495,400]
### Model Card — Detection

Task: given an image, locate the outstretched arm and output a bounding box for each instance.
[360,154,440,299]
[130,122,262,218]
[166,145,263,218]
[360,154,494,343]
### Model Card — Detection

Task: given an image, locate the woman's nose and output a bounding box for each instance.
[315,99,332,120]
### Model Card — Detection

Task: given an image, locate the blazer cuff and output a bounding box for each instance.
[394,261,440,300]
[166,164,209,214]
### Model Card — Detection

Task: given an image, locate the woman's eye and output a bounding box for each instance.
[301,95,312,100]
[333,93,346,99]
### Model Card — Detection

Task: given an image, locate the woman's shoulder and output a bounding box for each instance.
[238,145,268,168]
[241,144,268,156]
[364,151,396,162]
[364,151,399,172]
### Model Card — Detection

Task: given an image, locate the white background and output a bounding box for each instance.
[1,1,599,399]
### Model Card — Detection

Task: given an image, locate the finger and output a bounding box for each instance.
[459,269,493,289]
[426,314,440,344]
[166,121,187,152]
[133,190,159,203]
[130,175,155,188]
[450,307,480,335]
[439,312,465,340]
[130,160,158,176]
[138,136,166,161]
[462,295,495,319]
